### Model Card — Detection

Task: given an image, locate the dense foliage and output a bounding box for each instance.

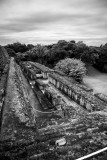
[54,58,86,82]
[27,44,49,64]
[5,40,107,72]
[5,42,34,55]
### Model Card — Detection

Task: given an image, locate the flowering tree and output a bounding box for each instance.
[54,58,86,82]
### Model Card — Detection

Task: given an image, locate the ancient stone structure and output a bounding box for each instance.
[29,61,54,79]
[0,47,9,129]
[21,61,106,112]
[0,46,9,73]
[95,93,107,105]
[1,59,107,160]
[49,72,105,112]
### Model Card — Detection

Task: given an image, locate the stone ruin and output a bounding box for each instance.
[21,61,107,113]
[0,57,107,160]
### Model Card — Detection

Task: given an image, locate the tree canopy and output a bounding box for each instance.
[29,44,49,64]
[5,42,34,53]
[54,58,86,82]
[5,40,107,72]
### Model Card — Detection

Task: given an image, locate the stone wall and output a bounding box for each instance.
[19,61,106,112]
[0,46,9,73]
[28,62,93,93]
[0,64,9,129]
[49,73,105,112]
[95,93,107,105]
[20,62,42,80]
[44,86,77,119]
[20,62,56,112]
[29,62,54,79]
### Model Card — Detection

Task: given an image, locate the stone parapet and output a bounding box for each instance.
[95,93,107,104]
[49,73,105,111]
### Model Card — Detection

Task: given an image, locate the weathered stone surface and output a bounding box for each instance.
[20,61,107,160]
[0,46,9,72]
[1,59,107,160]
[49,72,106,111]
[0,59,36,141]
[95,93,107,104]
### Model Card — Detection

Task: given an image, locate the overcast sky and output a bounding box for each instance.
[0,0,107,46]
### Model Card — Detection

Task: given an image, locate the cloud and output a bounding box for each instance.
[0,0,107,46]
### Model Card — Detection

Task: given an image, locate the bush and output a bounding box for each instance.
[54,58,86,82]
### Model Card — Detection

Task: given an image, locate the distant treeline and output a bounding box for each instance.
[4,40,107,72]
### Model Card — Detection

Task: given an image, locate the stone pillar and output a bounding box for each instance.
[54,79,57,87]
[64,86,67,94]
[69,89,72,97]
[50,77,52,83]
[30,74,33,80]
[86,102,92,111]
[42,72,45,78]
[51,78,54,84]
[74,94,77,101]
[72,92,74,100]
[46,72,49,78]
[61,83,63,91]
[57,81,60,88]
[52,98,56,106]
[80,96,84,106]
[44,72,47,79]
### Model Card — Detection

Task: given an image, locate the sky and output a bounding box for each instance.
[0,0,107,46]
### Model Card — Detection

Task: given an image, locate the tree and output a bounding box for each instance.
[5,47,16,57]
[29,44,49,64]
[57,40,68,48]
[54,58,86,82]
[74,41,89,59]
[27,44,34,50]
[5,42,29,53]
[46,41,69,67]
[95,43,107,71]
